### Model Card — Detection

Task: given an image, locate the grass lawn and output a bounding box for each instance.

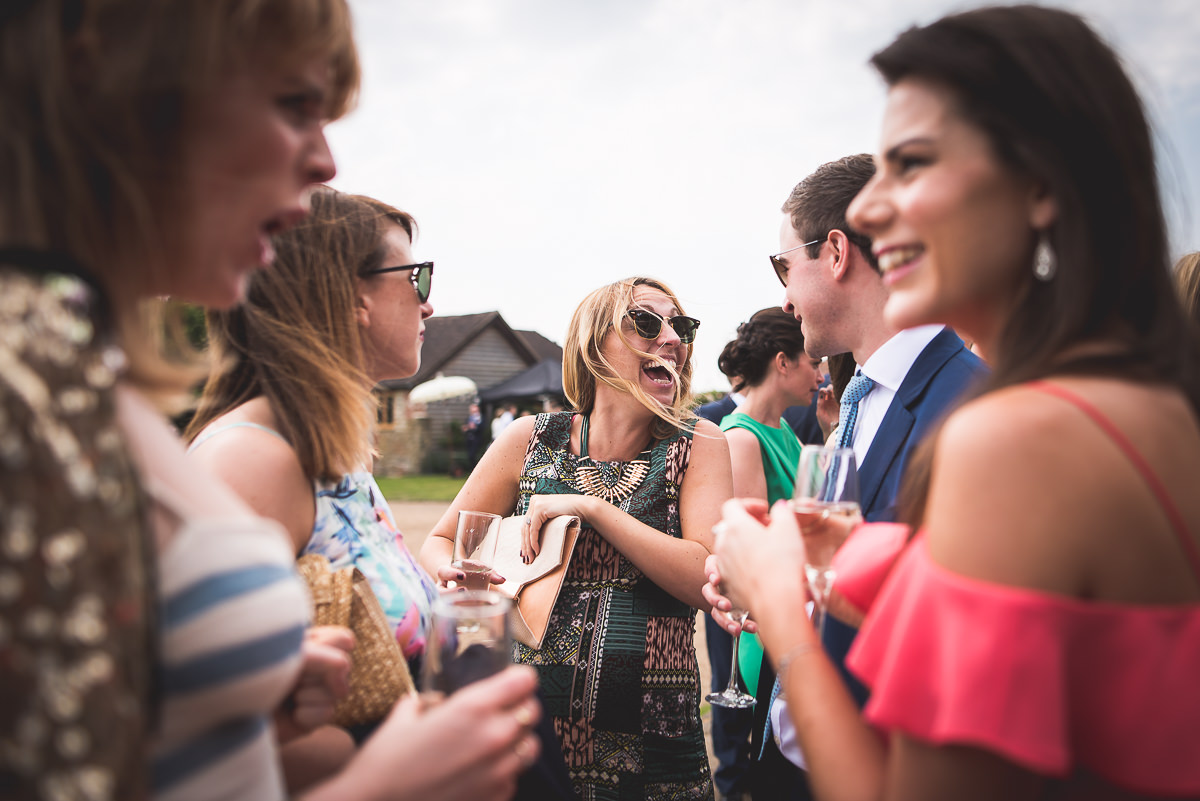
[374,474,468,502]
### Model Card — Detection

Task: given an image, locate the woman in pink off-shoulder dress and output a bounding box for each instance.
[705,6,1200,801]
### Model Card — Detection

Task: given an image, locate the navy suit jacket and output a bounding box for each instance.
[828,328,986,705]
[858,328,986,523]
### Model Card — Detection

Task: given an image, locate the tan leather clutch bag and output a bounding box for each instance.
[483,514,580,649]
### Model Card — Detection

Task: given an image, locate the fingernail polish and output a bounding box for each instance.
[456,572,466,581]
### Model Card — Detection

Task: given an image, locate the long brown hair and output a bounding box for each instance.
[562,277,697,440]
[187,187,414,482]
[0,0,359,400]
[872,6,1200,524]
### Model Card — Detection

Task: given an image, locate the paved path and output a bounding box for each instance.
[389,500,721,778]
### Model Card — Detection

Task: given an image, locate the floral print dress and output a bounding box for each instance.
[305,471,439,672]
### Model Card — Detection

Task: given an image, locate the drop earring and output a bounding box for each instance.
[1033,232,1056,281]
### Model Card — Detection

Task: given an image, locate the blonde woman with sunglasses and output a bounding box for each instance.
[421,277,734,800]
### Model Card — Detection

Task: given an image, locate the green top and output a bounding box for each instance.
[719,411,803,696]
[719,411,803,505]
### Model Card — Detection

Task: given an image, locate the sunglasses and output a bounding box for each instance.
[770,236,826,287]
[362,261,434,303]
[624,309,700,344]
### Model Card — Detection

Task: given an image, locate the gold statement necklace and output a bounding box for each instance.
[572,415,652,504]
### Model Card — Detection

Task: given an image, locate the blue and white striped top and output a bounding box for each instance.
[149,502,307,801]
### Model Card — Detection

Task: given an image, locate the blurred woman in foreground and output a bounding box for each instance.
[1,2,538,799]
[708,6,1200,800]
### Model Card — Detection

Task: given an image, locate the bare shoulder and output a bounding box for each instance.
[927,379,1200,600]
[689,417,732,461]
[190,400,303,484]
[924,384,1114,593]
[722,425,762,461]
[187,399,314,551]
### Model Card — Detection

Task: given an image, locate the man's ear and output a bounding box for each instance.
[828,229,852,282]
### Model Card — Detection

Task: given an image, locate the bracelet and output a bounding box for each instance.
[775,642,820,684]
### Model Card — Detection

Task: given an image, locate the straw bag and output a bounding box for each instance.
[483,515,581,649]
[296,554,414,728]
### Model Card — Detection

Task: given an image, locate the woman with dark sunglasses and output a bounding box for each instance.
[422,276,735,800]
[185,186,551,795]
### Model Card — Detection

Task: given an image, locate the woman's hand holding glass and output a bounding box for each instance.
[792,446,861,636]
[705,498,810,638]
[340,665,542,801]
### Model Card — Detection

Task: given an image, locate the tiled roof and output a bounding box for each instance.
[514,329,564,363]
[380,311,541,390]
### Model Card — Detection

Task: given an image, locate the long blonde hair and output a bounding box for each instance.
[187,188,414,482]
[0,0,359,399]
[563,277,696,440]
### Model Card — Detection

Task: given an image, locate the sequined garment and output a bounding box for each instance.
[0,266,153,801]
[514,412,712,801]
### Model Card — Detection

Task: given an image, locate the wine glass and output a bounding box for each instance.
[452,510,501,591]
[792,445,860,637]
[706,523,757,710]
[422,590,512,694]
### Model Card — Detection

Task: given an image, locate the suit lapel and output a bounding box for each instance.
[857,329,964,518]
[859,404,913,516]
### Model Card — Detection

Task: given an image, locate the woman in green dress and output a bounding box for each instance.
[422,276,733,800]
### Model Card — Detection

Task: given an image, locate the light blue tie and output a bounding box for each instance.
[760,373,876,758]
[759,673,785,758]
[835,372,876,450]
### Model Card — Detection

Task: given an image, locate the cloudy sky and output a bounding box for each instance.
[327,0,1200,392]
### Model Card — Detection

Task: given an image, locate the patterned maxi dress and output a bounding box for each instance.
[514,412,712,801]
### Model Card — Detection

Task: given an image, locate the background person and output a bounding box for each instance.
[422,277,734,800]
[463,402,485,467]
[709,6,1200,800]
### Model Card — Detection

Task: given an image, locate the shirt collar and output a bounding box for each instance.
[859,325,944,393]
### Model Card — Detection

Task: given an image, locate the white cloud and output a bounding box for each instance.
[329,0,1200,391]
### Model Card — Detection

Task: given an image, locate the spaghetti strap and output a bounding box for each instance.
[1030,381,1200,581]
[187,421,289,453]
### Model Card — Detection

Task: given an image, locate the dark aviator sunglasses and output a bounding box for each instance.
[625,309,700,344]
[770,235,826,287]
[362,261,434,303]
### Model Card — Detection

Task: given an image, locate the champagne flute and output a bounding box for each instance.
[706,523,757,709]
[792,446,860,638]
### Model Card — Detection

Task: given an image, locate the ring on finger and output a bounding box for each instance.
[524,516,532,526]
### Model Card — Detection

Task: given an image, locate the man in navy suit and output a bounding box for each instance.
[754,154,986,796]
